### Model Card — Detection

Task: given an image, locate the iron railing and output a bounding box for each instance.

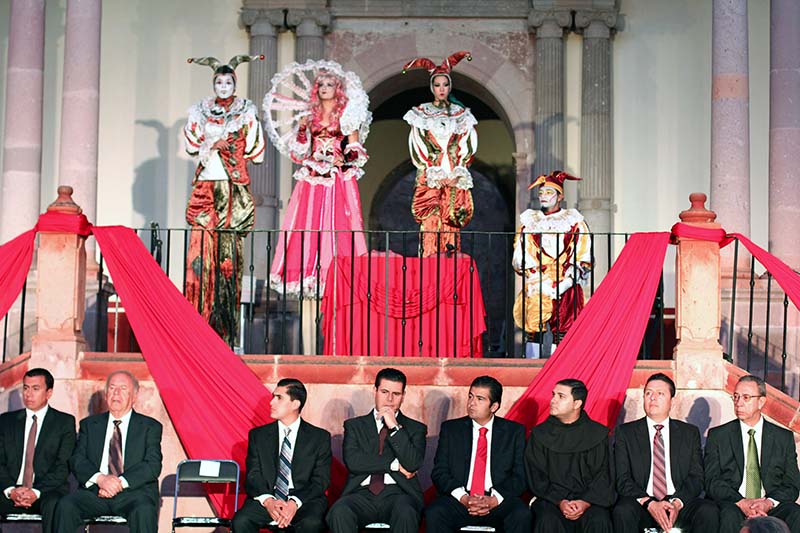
[722,237,799,398]
[84,227,670,359]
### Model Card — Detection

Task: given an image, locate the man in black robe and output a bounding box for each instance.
[525,378,614,532]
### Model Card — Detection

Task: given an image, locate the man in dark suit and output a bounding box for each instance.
[705,374,800,533]
[425,375,530,533]
[53,370,163,533]
[613,372,718,532]
[0,368,76,533]
[326,367,427,533]
[232,378,331,533]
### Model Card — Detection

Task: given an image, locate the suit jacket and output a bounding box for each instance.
[704,418,800,504]
[614,417,704,504]
[244,419,331,505]
[431,415,526,500]
[70,410,163,504]
[0,406,76,496]
[341,411,427,505]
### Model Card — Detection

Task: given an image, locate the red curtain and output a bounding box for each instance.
[504,232,672,429]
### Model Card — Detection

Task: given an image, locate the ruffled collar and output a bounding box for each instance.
[402,102,477,134]
[519,208,585,232]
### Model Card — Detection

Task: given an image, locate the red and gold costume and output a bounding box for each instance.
[512,172,592,337]
[183,55,265,345]
[402,51,477,257]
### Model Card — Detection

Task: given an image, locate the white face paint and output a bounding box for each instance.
[213,74,235,99]
[538,186,561,210]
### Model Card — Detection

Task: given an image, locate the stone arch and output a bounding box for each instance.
[338,31,535,171]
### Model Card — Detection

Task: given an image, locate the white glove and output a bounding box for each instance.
[541,283,557,300]
[556,277,574,297]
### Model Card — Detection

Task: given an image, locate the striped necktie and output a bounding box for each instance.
[275,428,292,501]
[108,420,123,476]
[652,424,667,500]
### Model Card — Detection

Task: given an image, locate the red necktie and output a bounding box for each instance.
[368,423,390,495]
[652,424,667,500]
[22,414,37,488]
[470,427,488,496]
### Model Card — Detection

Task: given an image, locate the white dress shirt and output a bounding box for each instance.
[257,416,303,507]
[451,416,503,504]
[645,417,676,498]
[87,409,133,489]
[4,405,49,499]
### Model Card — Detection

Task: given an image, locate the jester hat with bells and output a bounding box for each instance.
[402,50,472,93]
[529,170,582,195]
[187,54,265,87]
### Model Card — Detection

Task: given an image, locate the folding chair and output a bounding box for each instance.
[84,514,128,531]
[171,459,240,532]
[1,513,43,524]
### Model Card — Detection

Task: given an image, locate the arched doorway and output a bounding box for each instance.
[360,71,518,355]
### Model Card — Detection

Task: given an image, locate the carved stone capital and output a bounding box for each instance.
[574,9,620,38]
[240,8,285,36]
[528,9,572,38]
[286,8,331,35]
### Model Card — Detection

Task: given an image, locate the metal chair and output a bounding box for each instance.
[2,512,43,524]
[364,524,391,530]
[171,459,240,532]
[83,514,128,531]
[460,527,496,532]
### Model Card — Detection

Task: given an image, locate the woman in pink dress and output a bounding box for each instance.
[264,61,371,297]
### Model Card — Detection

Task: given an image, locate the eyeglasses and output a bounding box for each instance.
[732,393,763,403]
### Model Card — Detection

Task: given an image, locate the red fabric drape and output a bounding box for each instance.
[0,230,36,322]
[672,223,800,311]
[91,226,273,516]
[504,232,672,429]
[321,254,486,356]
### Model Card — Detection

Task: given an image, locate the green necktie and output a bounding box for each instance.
[745,428,761,499]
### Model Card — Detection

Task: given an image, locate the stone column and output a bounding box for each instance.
[768,0,800,269]
[288,9,330,63]
[58,0,101,262]
[710,0,750,274]
[0,0,45,244]
[513,151,532,218]
[528,9,571,208]
[241,7,284,277]
[31,187,88,381]
[575,9,618,278]
[673,193,726,390]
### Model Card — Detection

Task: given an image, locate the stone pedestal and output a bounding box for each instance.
[673,193,726,390]
[30,187,88,379]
